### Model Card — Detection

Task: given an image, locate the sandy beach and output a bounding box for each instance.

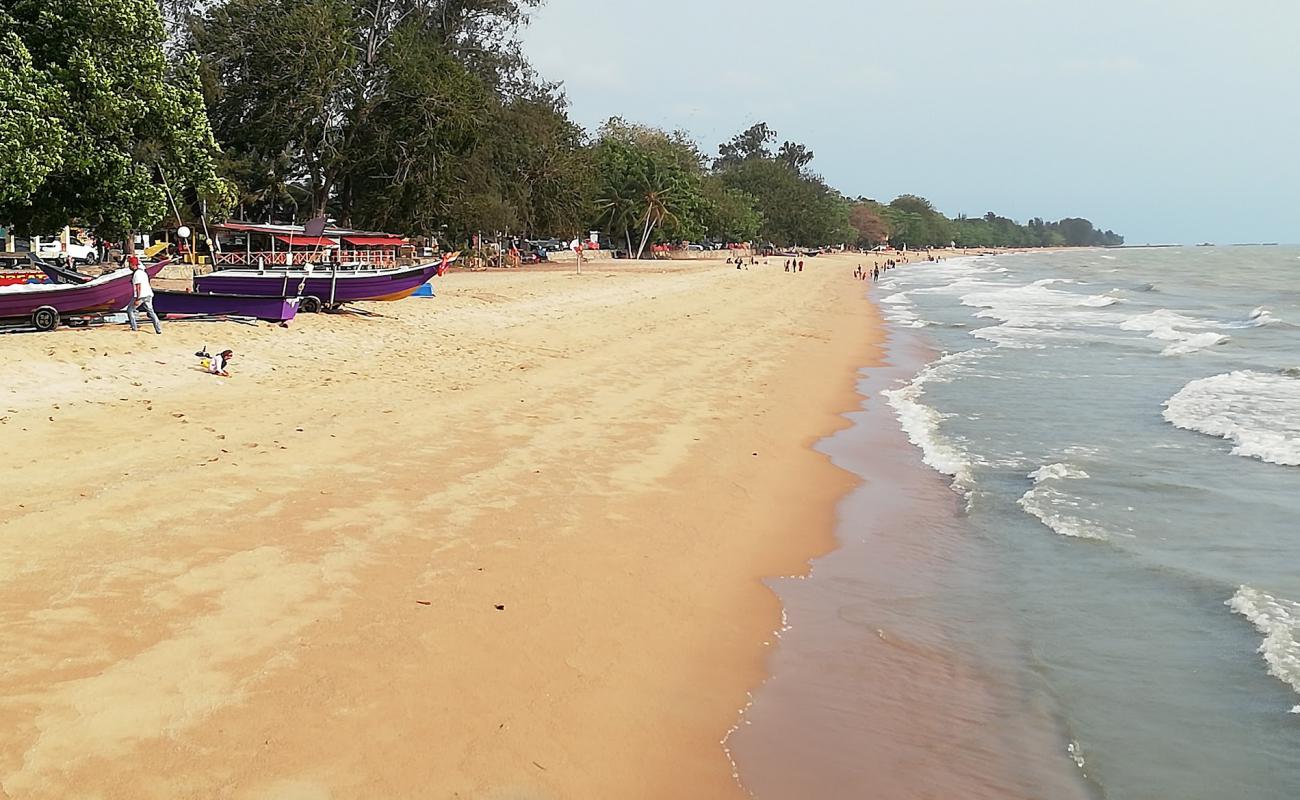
[0,253,889,798]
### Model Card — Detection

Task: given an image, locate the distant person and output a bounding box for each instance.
[126,256,161,334]
[798,259,804,272]
[784,260,790,272]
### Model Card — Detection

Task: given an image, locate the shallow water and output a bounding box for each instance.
[874,247,1300,798]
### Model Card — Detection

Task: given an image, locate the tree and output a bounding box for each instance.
[591,118,709,257]
[1,0,230,239]
[848,202,890,248]
[700,177,761,243]
[0,15,66,209]
[192,0,551,234]
[776,140,814,174]
[715,122,775,169]
[717,158,850,246]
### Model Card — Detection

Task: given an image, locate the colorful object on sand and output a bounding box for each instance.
[194,258,454,312]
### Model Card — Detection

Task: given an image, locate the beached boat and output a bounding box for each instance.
[193,259,446,312]
[33,257,93,285]
[153,290,300,323]
[0,259,170,331]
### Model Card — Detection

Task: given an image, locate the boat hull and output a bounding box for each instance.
[194,262,439,304]
[0,260,168,321]
[153,291,300,322]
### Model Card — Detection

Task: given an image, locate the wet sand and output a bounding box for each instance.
[0,255,884,798]
[728,324,1096,798]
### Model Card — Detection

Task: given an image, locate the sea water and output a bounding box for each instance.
[877,247,1300,798]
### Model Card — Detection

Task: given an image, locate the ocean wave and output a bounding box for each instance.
[1223,306,1286,329]
[1160,332,1230,357]
[882,352,989,491]
[1028,462,1090,481]
[1078,295,1121,308]
[1163,371,1300,466]
[1120,309,1231,356]
[1227,586,1300,713]
[958,283,1129,350]
[1018,463,1107,540]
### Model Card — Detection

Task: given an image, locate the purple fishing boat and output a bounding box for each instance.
[0,259,170,331]
[194,259,448,313]
[153,290,300,323]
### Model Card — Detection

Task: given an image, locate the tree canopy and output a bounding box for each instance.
[0,0,230,239]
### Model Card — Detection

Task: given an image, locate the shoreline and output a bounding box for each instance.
[0,254,888,797]
[729,266,1098,798]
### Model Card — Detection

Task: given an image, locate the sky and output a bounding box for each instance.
[521,0,1300,244]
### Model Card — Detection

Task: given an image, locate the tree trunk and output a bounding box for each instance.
[634,214,654,260]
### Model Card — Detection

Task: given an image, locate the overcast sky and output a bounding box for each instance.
[522,0,1300,244]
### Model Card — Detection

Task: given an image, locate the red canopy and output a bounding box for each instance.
[274,234,338,248]
[342,235,405,247]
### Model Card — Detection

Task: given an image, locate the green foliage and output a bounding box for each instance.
[0,0,229,239]
[700,177,762,242]
[347,21,490,234]
[444,95,594,239]
[714,140,851,247]
[591,118,712,256]
[0,17,67,209]
[882,195,952,248]
[193,0,589,239]
[715,122,775,169]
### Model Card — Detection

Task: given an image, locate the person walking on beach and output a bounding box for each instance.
[798,259,804,272]
[127,256,161,334]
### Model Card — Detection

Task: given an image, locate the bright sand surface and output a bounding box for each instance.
[0,253,892,799]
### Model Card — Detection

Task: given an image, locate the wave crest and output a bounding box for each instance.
[1227,586,1300,713]
[1163,371,1300,466]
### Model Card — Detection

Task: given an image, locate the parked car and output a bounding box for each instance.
[35,238,100,265]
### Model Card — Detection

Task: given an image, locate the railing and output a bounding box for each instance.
[214,250,399,267]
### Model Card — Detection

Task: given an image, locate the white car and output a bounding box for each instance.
[36,239,100,265]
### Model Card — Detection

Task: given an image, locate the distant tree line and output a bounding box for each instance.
[0,0,1123,252]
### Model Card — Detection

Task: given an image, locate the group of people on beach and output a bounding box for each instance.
[784,259,804,272]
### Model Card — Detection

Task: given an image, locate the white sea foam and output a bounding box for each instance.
[959,282,1127,349]
[1222,306,1283,329]
[880,291,929,328]
[1028,462,1090,482]
[1227,586,1300,713]
[1120,309,1231,356]
[1078,295,1121,308]
[882,352,989,491]
[1018,463,1107,540]
[1163,371,1300,466]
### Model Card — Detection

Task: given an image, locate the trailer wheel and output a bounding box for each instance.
[32,306,59,332]
[300,296,322,313]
